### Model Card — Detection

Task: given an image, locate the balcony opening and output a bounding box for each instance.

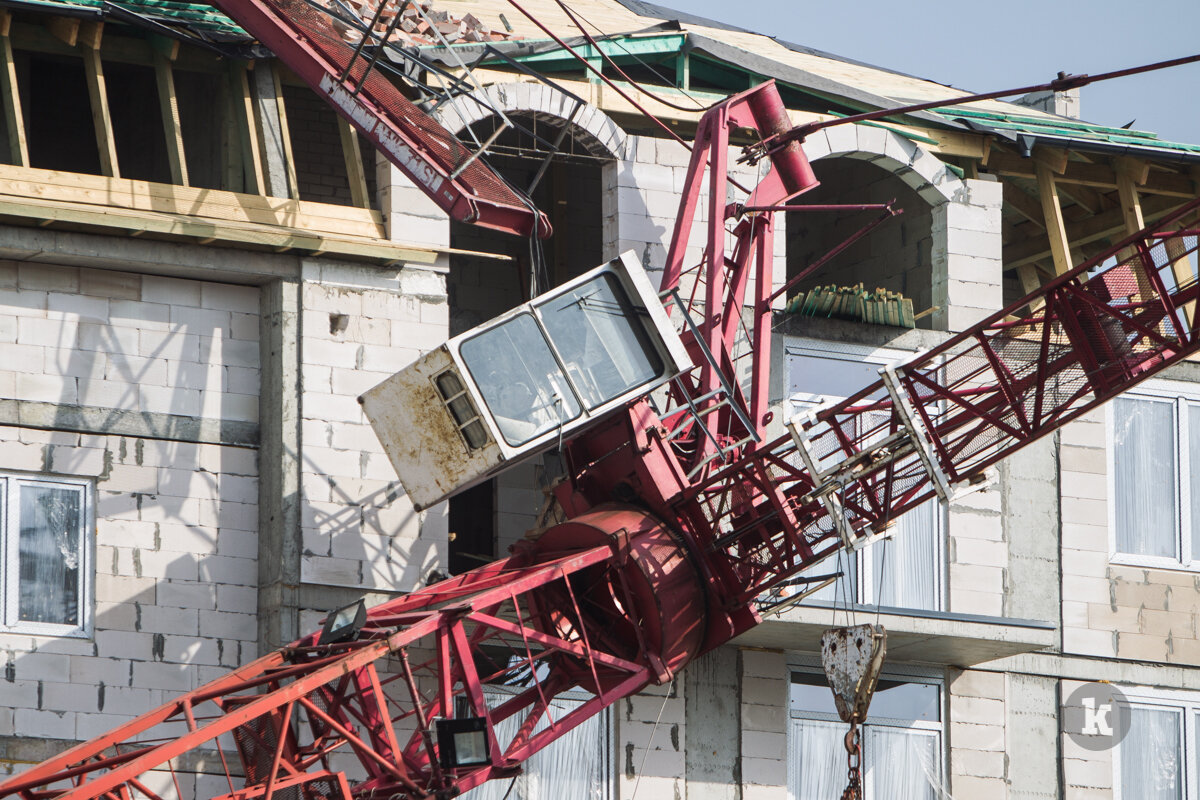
[446,113,610,572]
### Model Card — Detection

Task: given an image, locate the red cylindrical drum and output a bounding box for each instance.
[525,505,708,689]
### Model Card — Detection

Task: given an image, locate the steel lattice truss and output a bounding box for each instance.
[3,74,1200,800]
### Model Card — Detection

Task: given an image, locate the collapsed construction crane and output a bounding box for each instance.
[4,1,1200,798]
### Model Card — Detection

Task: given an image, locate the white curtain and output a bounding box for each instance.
[463,693,608,800]
[866,727,940,800]
[787,718,843,800]
[1113,398,1177,558]
[869,500,939,611]
[1121,706,1181,800]
[1188,405,1200,558]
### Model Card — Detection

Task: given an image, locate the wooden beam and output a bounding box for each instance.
[1035,161,1073,275]
[154,53,188,186]
[0,12,27,167]
[337,116,369,209]
[270,65,299,200]
[1116,157,1147,234]
[1056,182,1106,216]
[77,19,101,50]
[45,16,79,47]
[1033,146,1068,176]
[233,64,264,195]
[147,33,179,62]
[1003,183,1045,229]
[1119,156,1150,187]
[219,76,240,191]
[987,152,1197,198]
[79,23,119,178]
[1004,195,1186,268]
[1165,231,1196,328]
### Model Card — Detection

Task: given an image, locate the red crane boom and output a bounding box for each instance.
[3,75,1200,800]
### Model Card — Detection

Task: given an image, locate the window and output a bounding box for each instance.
[1110,384,1200,567]
[1113,688,1200,800]
[460,312,583,446]
[0,473,92,636]
[462,688,611,800]
[786,342,945,611]
[788,669,943,800]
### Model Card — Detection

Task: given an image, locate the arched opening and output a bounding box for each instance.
[785,156,936,328]
[447,111,615,575]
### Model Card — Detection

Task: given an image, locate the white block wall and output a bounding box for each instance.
[298,260,448,593]
[0,263,259,423]
[0,263,260,773]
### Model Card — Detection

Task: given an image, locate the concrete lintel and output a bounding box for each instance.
[0,223,302,285]
[0,398,258,448]
[982,651,1200,691]
[772,314,954,353]
[734,606,1056,667]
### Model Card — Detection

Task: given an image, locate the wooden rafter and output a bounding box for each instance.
[1004,194,1187,268]
[0,11,27,167]
[1003,183,1044,229]
[79,22,119,178]
[988,151,1196,198]
[1035,161,1073,276]
[337,117,369,209]
[154,51,188,186]
[233,63,265,195]
[270,64,299,199]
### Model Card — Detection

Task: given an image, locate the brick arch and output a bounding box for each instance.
[435,82,628,160]
[802,124,967,206]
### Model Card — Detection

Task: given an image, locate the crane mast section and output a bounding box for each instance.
[704,203,1200,604]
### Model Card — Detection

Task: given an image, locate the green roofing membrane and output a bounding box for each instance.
[11,0,246,36]
[939,107,1200,156]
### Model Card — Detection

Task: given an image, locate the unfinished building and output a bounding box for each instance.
[0,1,1198,799]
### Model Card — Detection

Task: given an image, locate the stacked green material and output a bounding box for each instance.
[786,283,916,328]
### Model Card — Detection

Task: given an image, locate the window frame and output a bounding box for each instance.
[1111,685,1197,800]
[0,471,95,638]
[784,338,947,611]
[1106,378,1200,571]
[786,661,947,800]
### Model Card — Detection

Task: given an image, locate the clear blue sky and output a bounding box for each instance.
[682,0,1200,146]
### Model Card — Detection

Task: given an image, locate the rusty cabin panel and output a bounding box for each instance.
[360,347,505,510]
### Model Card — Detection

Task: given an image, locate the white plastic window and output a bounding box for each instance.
[787,669,944,800]
[1,473,92,636]
[1109,384,1200,568]
[1111,688,1200,800]
[786,341,945,611]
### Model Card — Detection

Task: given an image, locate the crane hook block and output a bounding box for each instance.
[821,624,888,725]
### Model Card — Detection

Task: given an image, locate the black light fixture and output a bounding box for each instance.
[435,716,491,770]
[320,599,367,645]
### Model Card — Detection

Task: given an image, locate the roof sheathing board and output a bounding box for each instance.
[434,0,1072,122]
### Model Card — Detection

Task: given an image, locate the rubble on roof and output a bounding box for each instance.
[325,0,520,46]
